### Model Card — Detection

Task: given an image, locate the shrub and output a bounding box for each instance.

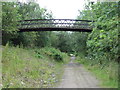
[54,54,63,61]
[34,47,65,62]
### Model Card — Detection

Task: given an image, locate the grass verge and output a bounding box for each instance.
[2,44,69,88]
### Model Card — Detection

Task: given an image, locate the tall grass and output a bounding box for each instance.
[2,44,69,88]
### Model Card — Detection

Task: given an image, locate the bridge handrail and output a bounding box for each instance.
[18,19,95,22]
[20,23,90,26]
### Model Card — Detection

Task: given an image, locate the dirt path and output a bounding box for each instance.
[57,58,100,88]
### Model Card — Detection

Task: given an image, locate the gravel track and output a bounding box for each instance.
[57,58,100,88]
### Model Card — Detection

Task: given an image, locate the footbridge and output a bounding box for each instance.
[18,19,94,32]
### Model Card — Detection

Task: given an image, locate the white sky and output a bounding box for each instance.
[37,0,86,19]
[19,0,97,19]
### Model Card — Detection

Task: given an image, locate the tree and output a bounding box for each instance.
[2,2,19,45]
[77,2,119,63]
[2,2,53,47]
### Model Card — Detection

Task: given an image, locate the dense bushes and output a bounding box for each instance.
[2,2,19,45]
[34,47,69,62]
[86,2,119,64]
[77,2,119,64]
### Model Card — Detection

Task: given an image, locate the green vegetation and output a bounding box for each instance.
[34,47,69,62]
[75,56,118,88]
[77,2,119,63]
[1,1,119,88]
[75,2,119,88]
[2,2,53,46]
[2,44,69,88]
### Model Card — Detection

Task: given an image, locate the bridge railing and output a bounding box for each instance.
[18,19,94,31]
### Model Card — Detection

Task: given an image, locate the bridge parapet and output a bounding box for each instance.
[18,19,94,32]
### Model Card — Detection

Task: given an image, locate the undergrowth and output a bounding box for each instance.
[2,44,69,88]
[75,56,118,88]
[0,67,1,89]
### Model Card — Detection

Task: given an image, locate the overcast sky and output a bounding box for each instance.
[19,0,97,19]
[37,0,86,19]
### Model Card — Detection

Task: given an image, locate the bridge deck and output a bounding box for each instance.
[18,19,94,32]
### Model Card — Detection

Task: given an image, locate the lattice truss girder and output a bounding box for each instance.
[18,19,94,30]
